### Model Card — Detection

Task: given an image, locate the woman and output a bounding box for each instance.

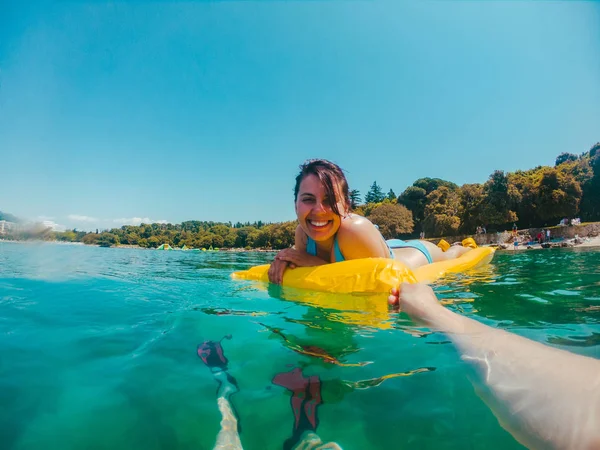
[268,159,471,286]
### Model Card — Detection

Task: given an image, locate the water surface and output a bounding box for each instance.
[1,242,598,449]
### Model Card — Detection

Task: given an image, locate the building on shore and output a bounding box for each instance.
[0,220,16,235]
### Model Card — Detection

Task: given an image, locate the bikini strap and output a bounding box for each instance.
[307,235,345,262]
[333,236,345,262]
[306,236,317,256]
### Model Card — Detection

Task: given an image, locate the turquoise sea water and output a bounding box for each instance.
[1,242,599,450]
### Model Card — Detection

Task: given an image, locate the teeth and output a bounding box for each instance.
[310,220,328,227]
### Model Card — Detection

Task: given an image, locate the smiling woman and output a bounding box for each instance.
[267,159,474,301]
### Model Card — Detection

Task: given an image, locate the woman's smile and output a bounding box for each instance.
[307,219,331,228]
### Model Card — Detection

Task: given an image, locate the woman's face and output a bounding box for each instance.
[295,174,347,242]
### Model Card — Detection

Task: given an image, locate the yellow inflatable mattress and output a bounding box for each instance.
[232,246,495,294]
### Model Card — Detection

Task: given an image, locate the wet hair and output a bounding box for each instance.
[293,159,350,216]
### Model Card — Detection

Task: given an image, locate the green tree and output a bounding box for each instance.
[481,170,518,227]
[349,189,362,209]
[397,186,428,225]
[212,224,230,237]
[212,235,225,248]
[270,221,297,249]
[387,189,396,201]
[224,231,238,248]
[508,170,538,227]
[245,230,262,248]
[413,177,458,193]
[423,187,462,236]
[97,233,119,247]
[364,181,385,204]
[199,233,217,248]
[369,203,413,239]
[458,183,485,233]
[555,152,578,166]
[581,143,600,220]
[253,227,272,248]
[125,233,140,245]
[82,233,101,245]
[358,201,383,217]
[556,157,593,186]
[398,178,457,230]
[234,226,258,248]
[535,167,582,221]
[139,225,152,239]
[147,236,161,248]
[54,230,77,242]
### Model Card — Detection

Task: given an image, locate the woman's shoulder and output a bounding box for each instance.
[338,214,381,241]
[340,213,375,231]
[337,213,390,259]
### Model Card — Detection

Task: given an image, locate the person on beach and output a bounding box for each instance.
[389,283,600,450]
[268,159,472,285]
[537,231,544,244]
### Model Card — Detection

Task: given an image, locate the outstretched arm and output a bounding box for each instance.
[396,283,600,450]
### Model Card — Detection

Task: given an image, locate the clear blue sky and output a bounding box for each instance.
[1,1,599,231]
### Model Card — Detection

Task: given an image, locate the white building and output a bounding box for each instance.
[0,220,16,235]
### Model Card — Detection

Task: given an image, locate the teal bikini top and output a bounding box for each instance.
[306,236,345,262]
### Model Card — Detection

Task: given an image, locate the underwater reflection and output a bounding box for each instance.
[547,332,600,347]
[266,283,393,329]
[259,322,370,367]
[198,306,272,317]
[262,282,438,395]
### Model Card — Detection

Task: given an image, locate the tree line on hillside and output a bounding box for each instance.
[5,220,299,250]
[394,142,600,236]
[2,142,599,249]
[348,142,600,238]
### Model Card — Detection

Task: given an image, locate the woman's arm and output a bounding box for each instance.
[268,226,327,284]
[398,283,600,450]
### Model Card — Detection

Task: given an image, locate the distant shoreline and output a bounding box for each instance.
[0,239,86,246]
[0,239,278,252]
[3,236,599,253]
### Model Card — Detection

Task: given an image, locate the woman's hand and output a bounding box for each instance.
[267,248,327,285]
[268,256,290,285]
[389,282,445,325]
[273,248,327,269]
